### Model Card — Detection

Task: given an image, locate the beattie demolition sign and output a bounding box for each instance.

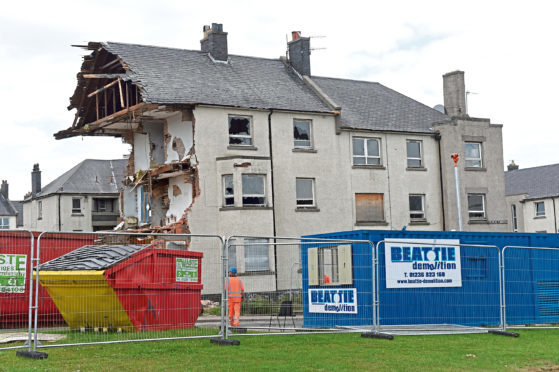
[385,239,462,288]
[0,254,27,293]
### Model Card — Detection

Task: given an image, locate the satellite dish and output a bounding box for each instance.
[433,104,445,114]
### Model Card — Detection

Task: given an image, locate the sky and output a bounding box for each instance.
[1,0,558,200]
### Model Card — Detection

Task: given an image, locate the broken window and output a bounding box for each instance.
[223,175,234,206]
[0,218,8,229]
[296,178,315,207]
[244,238,269,272]
[406,140,423,168]
[228,116,252,146]
[93,198,115,213]
[242,174,266,206]
[293,119,312,148]
[72,198,82,214]
[138,186,152,224]
[467,193,486,219]
[409,194,425,220]
[355,193,384,223]
[352,137,380,165]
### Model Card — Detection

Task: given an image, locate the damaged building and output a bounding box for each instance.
[55,24,509,293]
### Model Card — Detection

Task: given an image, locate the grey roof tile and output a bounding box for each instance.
[102,42,331,113]
[312,76,450,133]
[506,164,559,199]
[39,244,150,271]
[0,194,17,216]
[36,159,127,197]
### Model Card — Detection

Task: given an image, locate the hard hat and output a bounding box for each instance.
[229,267,237,274]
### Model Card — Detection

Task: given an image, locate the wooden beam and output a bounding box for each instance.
[96,94,99,121]
[118,79,125,108]
[87,78,120,98]
[82,74,119,79]
[99,58,121,70]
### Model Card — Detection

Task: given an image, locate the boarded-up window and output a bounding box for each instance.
[355,193,384,222]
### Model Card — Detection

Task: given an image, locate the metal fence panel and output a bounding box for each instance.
[31,232,223,350]
[502,246,559,330]
[375,240,502,334]
[222,235,375,338]
[0,230,34,351]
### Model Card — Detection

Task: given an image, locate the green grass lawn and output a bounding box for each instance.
[1,330,559,371]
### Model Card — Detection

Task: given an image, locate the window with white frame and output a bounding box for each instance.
[222,175,234,206]
[0,217,9,229]
[244,238,269,272]
[511,204,518,232]
[352,137,380,165]
[38,201,42,220]
[242,174,266,206]
[293,119,312,148]
[468,193,486,219]
[228,115,252,146]
[406,140,423,168]
[535,201,546,217]
[296,178,315,207]
[465,142,482,167]
[72,197,82,214]
[409,194,425,220]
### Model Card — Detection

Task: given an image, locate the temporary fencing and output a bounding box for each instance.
[5,229,559,354]
[372,240,503,335]
[502,245,559,331]
[0,230,34,351]
[23,231,224,352]
[221,235,376,340]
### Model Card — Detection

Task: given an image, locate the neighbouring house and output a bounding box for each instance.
[0,180,22,229]
[505,161,559,233]
[23,160,127,232]
[54,24,509,294]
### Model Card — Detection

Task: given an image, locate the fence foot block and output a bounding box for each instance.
[488,329,519,337]
[361,331,394,340]
[210,338,240,346]
[16,350,49,360]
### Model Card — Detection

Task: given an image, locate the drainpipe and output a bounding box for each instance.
[58,194,62,232]
[554,197,558,233]
[435,134,446,230]
[268,109,278,291]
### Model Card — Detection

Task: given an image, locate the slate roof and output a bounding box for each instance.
[39,244,150,271]
[101,42,332,113]
[35,159,127,198]
[0,194,17,217]
[312,76,450,133]
[11,201,23,227]
[505,164,559,199]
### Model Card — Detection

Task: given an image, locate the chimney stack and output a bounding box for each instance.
[443,70,467,117]
[288,31,311,76]
[0,180,8,200]
[31,163,41,197]
[200,23,228,62]
[507,160,519,171]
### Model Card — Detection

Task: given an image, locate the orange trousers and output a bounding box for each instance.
[228,300,242,327]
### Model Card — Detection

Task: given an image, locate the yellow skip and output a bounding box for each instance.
[35,270,134,330]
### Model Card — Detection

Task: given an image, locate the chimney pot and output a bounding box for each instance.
[291,31,301,41]
[507,160,519,171]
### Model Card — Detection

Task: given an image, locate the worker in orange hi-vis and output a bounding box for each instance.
[324,274,331,284]
[226,267,245,327]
